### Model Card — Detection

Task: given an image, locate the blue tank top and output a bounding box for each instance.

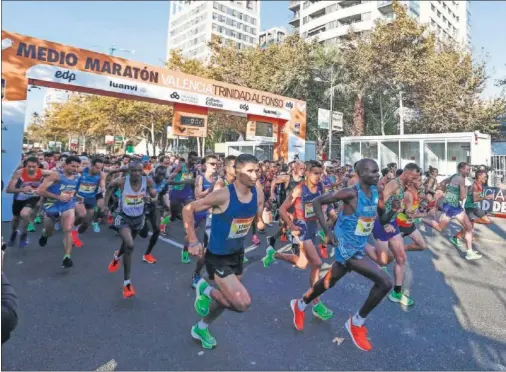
[77,168,101,198]
[195,175,214,218]
[46,172,79,205]
[208,184,257,255]
[334,184,378,250]
[152,178,167,194]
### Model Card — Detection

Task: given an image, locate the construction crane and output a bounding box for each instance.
[87,43,135,56]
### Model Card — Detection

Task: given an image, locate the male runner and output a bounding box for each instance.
[104,161,156,298]
[183,154,264,349]
[37,156,82,268]
[423,162,482,260]
[263,161,334,321]
[72,157,106,247]
[372,163,421,306]
[290,159,392,351]
[6,156,43,247]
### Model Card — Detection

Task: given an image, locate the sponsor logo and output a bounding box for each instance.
[213,84,284,108]
[240,103,249,112]
[54,70,76,83]
[294,122,301,134]
[109,81,139,92]
[170,91,199,104]
[263,108,279,116]
[170,92,180,100]
[205,97,224,108]
[285,101,294,109]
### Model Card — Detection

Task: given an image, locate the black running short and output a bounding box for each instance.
[12,197,40,217]
[399,224,416,237]
[465,207,486,220]
[114,213,145,231]
[205,250,244,280]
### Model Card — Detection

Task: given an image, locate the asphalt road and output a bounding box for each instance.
[1,218,506,371]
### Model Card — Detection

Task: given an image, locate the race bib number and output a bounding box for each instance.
[79,183,96,193]
[304,202,315,219]
[355,216,375,236]
[62,190,75,199]
[124,194,144,206]
[228,217,254,239]
[182,173,193,181]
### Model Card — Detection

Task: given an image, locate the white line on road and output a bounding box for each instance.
[96,359,117,371]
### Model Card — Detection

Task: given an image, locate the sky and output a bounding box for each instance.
[2,0,505,123]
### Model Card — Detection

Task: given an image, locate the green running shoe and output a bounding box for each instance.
[381,266,390,276]
[262,247,276,268]
[243,255,249,264]
[27,222,36,232]
[194,279,211,317]
[161,216,171,225]
[317,229,326,242]
[312,302,334,321]
[181,250,191,264]
[191,324,216,349]
[34,216,42,224]
[388,290,414,306]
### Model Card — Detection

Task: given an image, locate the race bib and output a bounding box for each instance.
[79,183,96,193]
[124,194,144,206]
[62,190,75,198]
[182,173,193,181]
[228,217,254,239]
[304,202,315,219]
[354,216,375,236]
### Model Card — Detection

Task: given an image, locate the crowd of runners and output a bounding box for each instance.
[3,149,496,351]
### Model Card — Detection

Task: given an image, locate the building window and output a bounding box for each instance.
[437,10,441,18]
[213,2,219,9]
[431,4,435,11]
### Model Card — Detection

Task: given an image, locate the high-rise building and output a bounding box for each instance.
[167,1,261,61]
[259,27,287,48]
[289,1,470,48]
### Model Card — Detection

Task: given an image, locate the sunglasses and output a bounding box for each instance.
[207,162,218,166]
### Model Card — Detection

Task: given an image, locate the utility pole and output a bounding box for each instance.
[399,90,404,135]
[329,64,334,159]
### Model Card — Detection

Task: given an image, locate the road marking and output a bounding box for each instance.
[96,359,117,371]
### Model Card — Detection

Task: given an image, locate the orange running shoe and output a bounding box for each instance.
[107,213,114,224]
[71,230,83,248]
[280,233,287,242]
[290,299,305,331]
[123,284,136,298]
[143,254,157,264]
[345,316,372,351]
[319,244,328,259]
[108,251,120,273]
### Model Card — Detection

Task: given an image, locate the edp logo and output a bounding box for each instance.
[54,70,76,83]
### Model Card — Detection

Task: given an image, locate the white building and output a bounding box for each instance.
[289,0,470,48]
[259,27,287,48]
[167,0,261,61]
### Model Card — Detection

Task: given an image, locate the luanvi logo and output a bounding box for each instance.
[54,70,76,83]
[263,108,279,116]
[205,97,224,108]
[170,92,180,100]
[239,104,249,111]
[109,81,138,91]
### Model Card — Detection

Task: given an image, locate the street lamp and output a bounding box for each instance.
[314,64,335,159]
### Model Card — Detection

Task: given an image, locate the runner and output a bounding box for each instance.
[372,163,421,306]
[290,158,392,352]
[423,162,482,260]
[5,156,43,247]
[104,161,156,298]
[72,157,106,247]
[262,160,334,321]
[183,154,264,349]
[37,156,82,268]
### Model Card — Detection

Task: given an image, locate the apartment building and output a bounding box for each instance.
[259,27,287,48]
[289,0,470,48]
[167,0,261,61]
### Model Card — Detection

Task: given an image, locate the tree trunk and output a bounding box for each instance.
[380,94,385,136]
[352,91,365,136]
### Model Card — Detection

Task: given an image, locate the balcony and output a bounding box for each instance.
[289,12,301,26]
[377,0,393,14]
[339,0,362,8]
[289,0,301,10]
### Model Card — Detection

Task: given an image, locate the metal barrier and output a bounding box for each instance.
[491,155,506,187]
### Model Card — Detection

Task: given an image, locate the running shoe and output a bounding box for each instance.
[381,266,390,275]
[262,247,276,268]
[318,244,328,259]
[18,233,29,248]
[450,237,464,251]
[123,284,136,298]
[108,251,121,273]
[465,250,483,261]
[345,316,372,351]
[243,255,249,263]
[92,222,101,233]
[143,254,157,264]
[38,233,48,247]
[34,216,42,224]
[280,232,288,242]
[107,214,114,225]
[8,230,19,247]
[191,324,217,349]
[62,257,73,269]
[27,222,36,232]
[181,249,191,264]
[290,299,305,331]
[194,279,211,317]
[312,302,334,321]
[71,230,83,248]
[54,222,61,231]
[192,272,201,289]
[388,290,414,306]
[317,229,326,242]
[252,234,260,246]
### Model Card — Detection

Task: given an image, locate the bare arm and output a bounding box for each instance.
[256,183,266,230]
[146,178,157,198]
[459,177,467,201]
[194,175,211,199]
[103,177,124,211]
[382,179,398,205]
[37,172,61,200]
[279,186,300,231]
[270,175,288,198]
[5,170,26,194]
[313,188,355,238]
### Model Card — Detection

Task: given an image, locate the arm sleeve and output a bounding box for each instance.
[2,273,19,344]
